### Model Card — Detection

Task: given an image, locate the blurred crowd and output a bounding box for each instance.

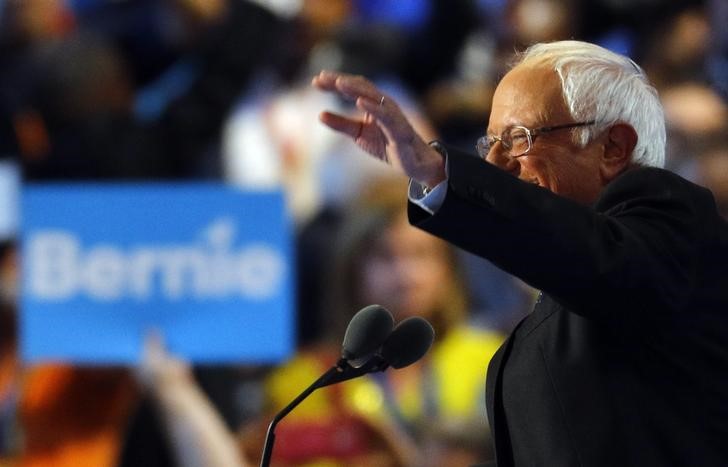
[0,0,726,466]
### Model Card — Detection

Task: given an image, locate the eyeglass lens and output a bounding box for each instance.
[477,127,531,158]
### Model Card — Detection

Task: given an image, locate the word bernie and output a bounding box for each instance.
[26,218,286,302]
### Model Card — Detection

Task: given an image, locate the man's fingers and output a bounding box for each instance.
[319,111,362,139]
[314,71,386,112]
[356,95,392,123]
[355,95,420,154]
[312,71,375,100]
[356,94,411,142]
[311,70,340,91]
[334,75,382,103]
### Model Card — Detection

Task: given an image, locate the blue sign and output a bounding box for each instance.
[20,184,294,365]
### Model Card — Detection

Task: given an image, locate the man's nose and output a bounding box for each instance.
[485,146,520,174]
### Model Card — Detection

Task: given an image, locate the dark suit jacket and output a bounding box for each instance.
[409,146,728,466]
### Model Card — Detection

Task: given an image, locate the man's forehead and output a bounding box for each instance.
[488,64,566,130]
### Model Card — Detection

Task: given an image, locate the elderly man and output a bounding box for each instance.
[313,41,728,466]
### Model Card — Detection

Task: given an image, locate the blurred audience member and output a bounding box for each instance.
[18,365,138,467]
[19,32,161,180]
[324,176,502,466]
[641,7,712,89]
[131,335,251,467]
[505,0,580,49]
[4,0,286,181]
[707,0,728,99]
[661,81,728,176]
[0,240,138,467]
[223,21,438,347]
[223,23,436,225]
[576,0,704,57]
[330,179,502,458]
[242,176,503,467]
[397,0,480,97]
[662,82,728,136]
[146,0,286,178]
[693,137,728,219]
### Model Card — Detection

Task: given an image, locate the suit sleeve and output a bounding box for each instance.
[408,146,716,319]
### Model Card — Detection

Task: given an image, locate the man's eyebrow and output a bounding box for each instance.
[486,124,521,135]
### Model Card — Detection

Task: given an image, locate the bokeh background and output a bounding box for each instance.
[0,0,726,466]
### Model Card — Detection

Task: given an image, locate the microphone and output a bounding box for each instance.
[259,307,435,467]
[259,304,394,467]
[307,314,436,388]
[345,315,435,377]
[381,316,435,369]
[341,304,395,366]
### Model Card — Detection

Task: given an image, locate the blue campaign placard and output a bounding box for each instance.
[20,183,294,365]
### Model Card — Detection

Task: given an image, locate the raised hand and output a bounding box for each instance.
[312,70,446,189]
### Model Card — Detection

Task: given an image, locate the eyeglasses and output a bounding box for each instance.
[476,120,596,159]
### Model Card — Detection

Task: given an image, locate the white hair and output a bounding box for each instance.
[514,40,666,168]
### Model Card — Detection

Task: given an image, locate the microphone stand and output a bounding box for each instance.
[259,357,388,467]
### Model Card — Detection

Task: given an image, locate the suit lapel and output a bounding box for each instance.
[486,292,549,466]
[486,317,525,466]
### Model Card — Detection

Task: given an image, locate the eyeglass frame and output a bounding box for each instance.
[476,120,597,159]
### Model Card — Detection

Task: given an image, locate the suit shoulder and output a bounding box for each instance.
[611,166,698,189]
[597,166,713,211]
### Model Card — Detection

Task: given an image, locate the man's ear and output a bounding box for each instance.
[601,123,637,182]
